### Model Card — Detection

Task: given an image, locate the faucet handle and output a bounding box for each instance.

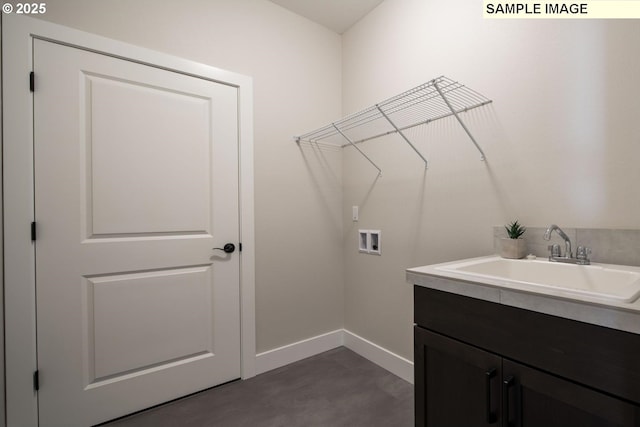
[576,246,591,260]
[576,246,592,264]
[548,244,561,258]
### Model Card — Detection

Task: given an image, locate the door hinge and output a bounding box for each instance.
[31,222,37,241]
[30,71,35,92]
[33,370,40,391]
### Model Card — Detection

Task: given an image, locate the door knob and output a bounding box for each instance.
[213,243,236,254]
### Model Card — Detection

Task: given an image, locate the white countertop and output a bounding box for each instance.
[407,255,640,335]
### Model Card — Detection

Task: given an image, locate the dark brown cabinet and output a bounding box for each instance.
[414,286,640,427]
[504,359,639,427]
[415,327,501,426]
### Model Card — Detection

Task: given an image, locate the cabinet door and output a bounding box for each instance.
[415,326,502,427]
[503,359,640,427]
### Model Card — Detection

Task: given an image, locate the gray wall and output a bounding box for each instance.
[341,0,640,360]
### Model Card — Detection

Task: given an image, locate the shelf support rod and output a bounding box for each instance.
[376,105,428,168]
[433,81,486,161]
[332,123,382,176]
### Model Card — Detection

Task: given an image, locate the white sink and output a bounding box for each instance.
[436,256,640,303]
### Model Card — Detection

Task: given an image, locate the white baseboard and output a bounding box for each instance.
[343,330,414,384]
[254,329,343,375]
[254,329,414,384]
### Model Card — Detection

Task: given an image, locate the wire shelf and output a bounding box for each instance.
[294,76,492,174]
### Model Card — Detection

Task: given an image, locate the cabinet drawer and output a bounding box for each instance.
[414,285,640,404]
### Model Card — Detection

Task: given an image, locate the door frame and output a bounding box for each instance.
[2,14,256,427]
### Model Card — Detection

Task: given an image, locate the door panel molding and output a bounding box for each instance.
[87,265,214,383]
[85,71,213,236]
[2,14,255,427]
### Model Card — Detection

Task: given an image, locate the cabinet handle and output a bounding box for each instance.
[503,375,516,427]
[485,368,498,424]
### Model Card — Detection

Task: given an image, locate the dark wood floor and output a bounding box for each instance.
[102,347,414,427]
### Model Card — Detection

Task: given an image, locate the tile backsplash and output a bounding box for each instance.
[493,226,640,267]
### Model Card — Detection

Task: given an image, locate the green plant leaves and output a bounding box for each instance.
[505,220,526,239]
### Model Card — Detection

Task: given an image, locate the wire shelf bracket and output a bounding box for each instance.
[376,104,429,168]
[433,80,487,161]
[332,123,382,176]
[294,76,492,175]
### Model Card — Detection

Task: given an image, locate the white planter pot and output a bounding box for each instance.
[500,238,527,259]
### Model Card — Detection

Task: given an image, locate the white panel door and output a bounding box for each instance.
[33,39,240,427]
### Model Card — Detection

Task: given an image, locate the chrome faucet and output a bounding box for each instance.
[543,224,572,258]
[543,224,591,265]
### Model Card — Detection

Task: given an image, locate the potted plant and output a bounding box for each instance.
[500,220,527,259]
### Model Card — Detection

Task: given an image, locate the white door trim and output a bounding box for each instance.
[2,14,256,427]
